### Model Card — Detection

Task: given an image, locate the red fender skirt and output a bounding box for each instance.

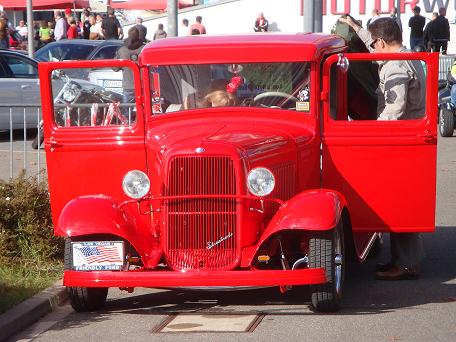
[64,269,326,287]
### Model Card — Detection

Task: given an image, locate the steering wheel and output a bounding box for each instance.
[253,91,299,108]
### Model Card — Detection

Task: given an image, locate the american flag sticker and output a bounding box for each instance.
[72,242,124,271]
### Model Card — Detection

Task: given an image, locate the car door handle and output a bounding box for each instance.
[21,85,31,89]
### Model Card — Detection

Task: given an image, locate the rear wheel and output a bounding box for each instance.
[439,106,454,137]
[309,221,344,312]
[64,239,108,312]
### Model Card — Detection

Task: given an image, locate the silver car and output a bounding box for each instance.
[0,50,41,131]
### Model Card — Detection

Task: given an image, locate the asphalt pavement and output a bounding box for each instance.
[6,135,456,342]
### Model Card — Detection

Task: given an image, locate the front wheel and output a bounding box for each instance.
[309,221,344,312]
[64,239,108,312]
[439,106,454,137]
[67,287,108,312]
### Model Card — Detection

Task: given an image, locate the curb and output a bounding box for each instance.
[0,280,68,342]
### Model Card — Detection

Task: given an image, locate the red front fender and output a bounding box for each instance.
[56,195,161,268]
[241,189,348,267]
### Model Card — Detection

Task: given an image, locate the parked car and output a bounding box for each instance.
[438,69,456,137]
[38,34,438,313]
[0,49,40,130]
[35,40,124,93]
[34,39,123,62]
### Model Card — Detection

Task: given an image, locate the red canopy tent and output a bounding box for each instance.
[0,0,89,10]
[109,0,193,10]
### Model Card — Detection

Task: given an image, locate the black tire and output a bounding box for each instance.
[64,239,108,312]
[67,287,108,312]
[439,106,454,137]
[31,128,44,150]
[309,221,344,312]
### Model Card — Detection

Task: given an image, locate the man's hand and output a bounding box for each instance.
[338,16,361,32]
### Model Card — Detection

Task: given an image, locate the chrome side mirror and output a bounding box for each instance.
[337,53,349,72]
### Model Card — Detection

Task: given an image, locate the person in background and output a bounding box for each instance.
[82,9,91,39]
[366,8,380,29]
[191,28,200,35]
[390,7,402,32]
[54,11,67,41]
[102,8,122,40]
[95,14,104,39]
[88,15,99,40]
[430,7,450,54]
[114,26,145,103]
[16,20,28,40]
[48,21,55,40]
[67,16,78,39]
[409,6,425,50]
[39,21,52,45]
[179,18,189,37]
[0,17,9,49]
[135,17,147,42]
[190,15,206,35]
[153,23,167,40]
[254,12,269,32]
[423,12,438,52]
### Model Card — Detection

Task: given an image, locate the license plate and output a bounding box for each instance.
[71,241,124,271]
[103,80,122,88]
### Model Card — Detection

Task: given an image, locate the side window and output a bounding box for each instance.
[3,56,38,78]
[50,66,136,127]
[92,45,119,60]
[330,59,426,121]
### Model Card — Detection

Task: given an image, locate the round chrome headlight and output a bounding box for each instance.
[122,170,150,199]
[247,167,275,197]
[62,88,77,102]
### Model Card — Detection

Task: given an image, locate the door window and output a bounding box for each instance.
[329,58,427,121]
[92,45,120,60]
[3,55,38,78]
[50,66,136,127]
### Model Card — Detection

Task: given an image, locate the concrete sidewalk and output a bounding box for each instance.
[0,280,67,342]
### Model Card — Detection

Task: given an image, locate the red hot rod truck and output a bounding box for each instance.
[38,33,438,312]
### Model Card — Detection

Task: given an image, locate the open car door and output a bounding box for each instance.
[321,52,439,233]
[39,60,146,227]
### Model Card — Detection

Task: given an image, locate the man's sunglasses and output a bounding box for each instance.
[370,38,381,49]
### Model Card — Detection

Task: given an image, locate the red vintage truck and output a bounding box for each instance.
[38,33,438,312]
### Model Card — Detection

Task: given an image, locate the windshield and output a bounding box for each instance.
[150,62,311,114]
[35,44,96,62]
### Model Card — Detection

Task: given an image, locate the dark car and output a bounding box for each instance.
[34,39,122,62]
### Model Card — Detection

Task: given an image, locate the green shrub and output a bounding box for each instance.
[0,172,63,261]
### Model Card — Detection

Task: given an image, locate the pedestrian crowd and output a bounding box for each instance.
[365,5,450,54]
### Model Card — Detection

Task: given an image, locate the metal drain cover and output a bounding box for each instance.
[155,313,263,333]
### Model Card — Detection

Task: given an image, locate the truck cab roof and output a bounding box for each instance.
[140,33,347,65]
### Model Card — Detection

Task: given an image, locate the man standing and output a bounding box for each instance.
[16,20,28,40]
[81,9,91,39]
[54,11,67,41]
[430,7,450,54]
[179,18,189,37]
[339,16,426,279]
[254,12,269,32]
[408,6,425,49]
[135,17,147,42]
[102,8,122,40]
[190,16,206,35]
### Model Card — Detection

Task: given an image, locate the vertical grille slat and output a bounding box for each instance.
[166,156,238,271]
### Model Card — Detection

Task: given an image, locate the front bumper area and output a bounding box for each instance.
[64,268,326,287]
